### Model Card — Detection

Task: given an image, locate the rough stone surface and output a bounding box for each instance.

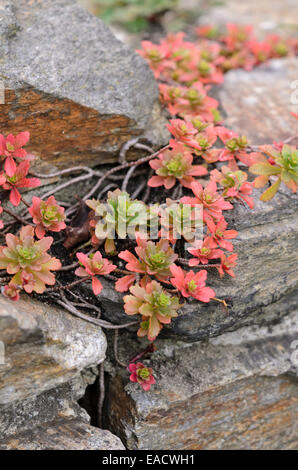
[0,417,125,450]
[0,0,169,168]
[0,376,92,438]
[199,0,298,37]
[217,58,298,146]
[0,296,124,450]
[0,295,106,404]
[105,312,298,450]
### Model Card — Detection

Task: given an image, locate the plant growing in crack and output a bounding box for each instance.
[0,23,297,401]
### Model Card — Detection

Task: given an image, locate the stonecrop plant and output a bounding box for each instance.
[0,23,297,396]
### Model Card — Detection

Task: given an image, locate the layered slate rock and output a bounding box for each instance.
[0,296,124,449]
[0,295,106,404]
[0,0,168,168]
[105,312,298,450]
[0,417,125,450]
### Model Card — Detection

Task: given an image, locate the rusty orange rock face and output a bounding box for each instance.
[0,88,140,168]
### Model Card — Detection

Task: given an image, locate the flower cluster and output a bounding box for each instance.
[87,189,147,253]
[124,281,180,340]
[117,238,178,292]
[29,196,66,238]
[75,251,116,295]
[128,362,155,391]
[148,140,207,189]
[0,225,61,295]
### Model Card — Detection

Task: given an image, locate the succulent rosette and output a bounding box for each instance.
[181,181,233,228]
[188,238,223,266]
[0,131,30,175]
[128,362,156,391]
[124,280,180,340]
[211,166,254,208]
[29,196,66,238]
[148,141,207,189]
[117,238,178,292]
[0,160,40,206]
[249,144,298,201]
[170,265,215,302]
[87,189,147,253]
[159,198,201,243]
[75,251,116,295]
[0,225,61,293]
[217,253,238,278]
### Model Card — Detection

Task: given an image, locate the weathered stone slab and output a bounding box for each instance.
[105,312,298,450]
[0,0,168,168]
[217,58,298,145]
[199,0,298,37]
[0,417,125,450]
[0,375,92,438]
[0,295,106,404]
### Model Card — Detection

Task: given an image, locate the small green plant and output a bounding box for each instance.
[94,0,178,32]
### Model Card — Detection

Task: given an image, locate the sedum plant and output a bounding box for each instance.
[249,144,298,201]
[123,280,180,341]
[87,188,147,253]
[128,362,155,391]
[29,196,66,239]
[117,237,178,292]
[0,225,61,294]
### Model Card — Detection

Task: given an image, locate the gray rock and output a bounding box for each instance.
[0,295,106,404]
[0,375,92,438]
[198,0,298,37]
[0,295,124,450]
[0,417,125,450]
[105,311,298,449]
[217,58,298,145]
[0,0,169,168]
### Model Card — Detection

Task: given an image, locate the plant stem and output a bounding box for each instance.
[97,363,105,428]
[83,145,170,201]
[2,207,34,226]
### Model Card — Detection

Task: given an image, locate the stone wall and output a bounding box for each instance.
[0,296,124,449]
[101,58,298,449]
[105,313,298,449]
[0,0,297,451]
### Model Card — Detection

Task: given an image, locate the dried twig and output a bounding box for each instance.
[51,293,138,330]
[113,329,127,368]
[121,165,137,192]
[29,166,97,179]
[97,362,105,428]
[119,137,139,164]
[41,170,93,200]
[2,207,34,227]
[83,145,170,201]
